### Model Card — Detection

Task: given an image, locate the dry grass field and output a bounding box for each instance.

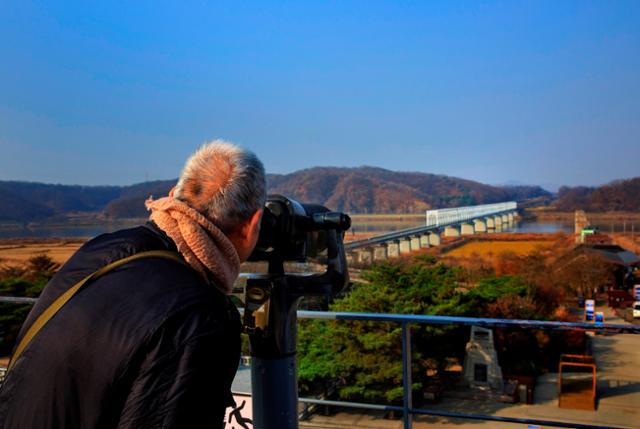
[0,239,85,266]
[446,239,553,258]
[611,234,640,255]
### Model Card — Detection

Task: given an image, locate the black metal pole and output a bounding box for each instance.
[251,354,298,428]
[249,275,302,429]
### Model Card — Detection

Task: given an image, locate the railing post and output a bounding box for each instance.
[402,321,413,429]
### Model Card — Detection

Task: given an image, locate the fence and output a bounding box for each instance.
[292,310,640,429]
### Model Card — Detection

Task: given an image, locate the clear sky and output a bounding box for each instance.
[1,0,638,190]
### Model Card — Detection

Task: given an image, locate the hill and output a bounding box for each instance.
[0,181,121,222]
[0,167,551,221]
[555,177,640,211]
[268,167,549,213]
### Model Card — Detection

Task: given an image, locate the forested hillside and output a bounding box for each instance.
[1,166,552,221]
[555,177,640,211]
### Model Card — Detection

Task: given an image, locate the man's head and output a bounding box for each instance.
[173,140,266,261]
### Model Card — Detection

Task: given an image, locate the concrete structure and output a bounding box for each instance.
[410,236,421,251]
[462,326,503,390]
[474,219,487,233]
[357,248,373,264]
[460,223,475,235]
[387,242,400,258]
[494,215,503,227]
[428,233,441,246]
[419,234,430,248]
[399,238,412,254]
[444,226,460,238]
[485,217,495,229]
[501,214,509,224]
[373,245,388,261]
[575,210,589,234]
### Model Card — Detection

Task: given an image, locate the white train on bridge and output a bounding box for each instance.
[346,202,518,261]
[425,202,517,228]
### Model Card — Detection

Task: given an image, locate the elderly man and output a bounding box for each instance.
[0,141,265,428]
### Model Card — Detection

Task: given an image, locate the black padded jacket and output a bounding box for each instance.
[0,222,241,429]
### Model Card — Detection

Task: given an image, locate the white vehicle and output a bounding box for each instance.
[633,301,640,319]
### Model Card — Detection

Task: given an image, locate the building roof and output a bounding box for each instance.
[583,245,640,267]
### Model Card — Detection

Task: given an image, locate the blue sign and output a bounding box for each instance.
[585,299,595,322]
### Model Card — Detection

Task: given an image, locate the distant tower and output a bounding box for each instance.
[575,210,589,234]
[575,210,590,243]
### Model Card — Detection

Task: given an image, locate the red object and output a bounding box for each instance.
[607,288,634,308]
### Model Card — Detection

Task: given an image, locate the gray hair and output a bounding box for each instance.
[174,140,266,232]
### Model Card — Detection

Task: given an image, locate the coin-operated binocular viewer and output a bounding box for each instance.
[243,195,351,429]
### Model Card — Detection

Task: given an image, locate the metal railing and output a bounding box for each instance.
[425,202,517,228]
[292,310,639,429]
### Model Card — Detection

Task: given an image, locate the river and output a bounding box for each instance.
[2,219,638,239]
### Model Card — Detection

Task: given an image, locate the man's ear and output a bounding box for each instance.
[243,208,263,243]
[231,209,263,262]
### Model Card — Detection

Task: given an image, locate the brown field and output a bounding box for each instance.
[611,234,640,255]
[0,239,85,266]
[446,239,553,257]
[525,209,640,221]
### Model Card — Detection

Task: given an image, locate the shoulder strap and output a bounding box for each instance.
[7,250,186,373]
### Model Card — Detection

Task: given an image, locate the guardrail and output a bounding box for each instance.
[345,223,440,250]
[294,311,637,429]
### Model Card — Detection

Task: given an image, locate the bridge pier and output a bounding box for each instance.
[399,238,412,255]
[444,226,460,238]
[460,223,475,235]
[410,236,422,251]
[501,214,509,224]
[346,252,354,265]
[494,215,503,227]
[357,248,373,264]
[428,232,441,246]
[485,216,495,229]
[387,241,400,258]
[373,245,388,261]
[420,234,430,248]
[474,218,487,233]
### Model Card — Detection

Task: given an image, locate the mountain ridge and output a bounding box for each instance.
[1,166,554,221]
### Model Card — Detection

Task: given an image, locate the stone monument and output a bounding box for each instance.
[462,326,503,390]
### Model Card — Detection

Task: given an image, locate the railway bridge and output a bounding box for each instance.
[346,202,517,263]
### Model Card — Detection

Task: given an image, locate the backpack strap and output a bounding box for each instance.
[7,250,187,373]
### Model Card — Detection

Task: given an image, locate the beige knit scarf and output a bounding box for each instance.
[145,196,240,295]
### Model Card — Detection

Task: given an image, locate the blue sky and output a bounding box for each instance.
[0,0,638,190]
